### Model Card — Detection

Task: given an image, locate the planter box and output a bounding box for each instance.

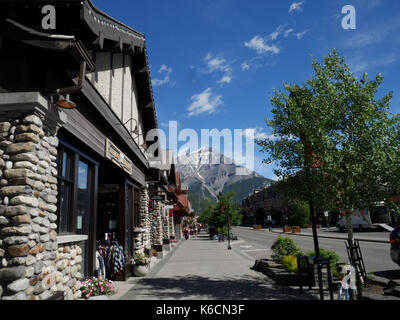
[292,227,301,233]
[283,227,292,233]
[253,225,262,230]
[253,259,313,287]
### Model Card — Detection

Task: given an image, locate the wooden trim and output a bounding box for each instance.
[71,153,79,232]
[88,164,98,277]
[117,180,127,281]
[121,53,125,125]
[59,138,100,166]
[109,52,113,107]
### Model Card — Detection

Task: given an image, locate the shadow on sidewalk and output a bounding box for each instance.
[123,274,318,300]
[373,269,400,280]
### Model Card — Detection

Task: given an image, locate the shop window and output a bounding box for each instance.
[57,148,74,233]
[76,160,91,235]
[57,145,95,235]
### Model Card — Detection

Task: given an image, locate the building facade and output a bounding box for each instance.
[0,0,178,300]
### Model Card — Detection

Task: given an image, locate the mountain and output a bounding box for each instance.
[176,147,274,214]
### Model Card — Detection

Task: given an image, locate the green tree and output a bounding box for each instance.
[289,200,310,228]
[199,192,243,236]
[257,49,400,259]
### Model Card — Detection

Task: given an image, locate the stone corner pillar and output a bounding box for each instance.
[0,92,66,300]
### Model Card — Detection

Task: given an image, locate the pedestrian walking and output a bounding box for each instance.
[184,227,189,240]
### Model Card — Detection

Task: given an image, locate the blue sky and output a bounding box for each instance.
[93,0,400,180]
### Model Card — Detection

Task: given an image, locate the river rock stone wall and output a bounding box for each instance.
[162,214,170,241]
[0,112,62,300]
[150,200,163,247]
[169,216,175,240]
[138,188,151,253]
[56,242,83,300]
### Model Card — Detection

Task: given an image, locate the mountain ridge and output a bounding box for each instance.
[176,147,274,213]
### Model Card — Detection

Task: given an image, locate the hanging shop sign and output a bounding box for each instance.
[105,139,133,175]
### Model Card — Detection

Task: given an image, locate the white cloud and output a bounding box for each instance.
[284,28,294,37]
[243,127,276,140]
[187,88,224,117]
[295,29,309,40]
[289,1,305,13]
[201,53,233,85]
[270,25,285,41]
[152,64,174,87]
[244,35,280,54]
[219,75,232,84]
[241,62,250,71]
[159,64,172,74]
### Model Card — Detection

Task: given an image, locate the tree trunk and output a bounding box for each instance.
[345,209,356,262]
[345,210,353,242]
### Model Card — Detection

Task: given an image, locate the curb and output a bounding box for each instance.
[269,229,390,244]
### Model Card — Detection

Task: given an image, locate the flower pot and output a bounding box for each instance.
[283,227,292,233]
[132,265,150,277]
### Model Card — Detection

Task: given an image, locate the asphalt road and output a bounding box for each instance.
[231,227,399,273]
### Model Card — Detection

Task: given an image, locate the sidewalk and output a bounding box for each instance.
[264,227,390,243]
[110,231,322,300]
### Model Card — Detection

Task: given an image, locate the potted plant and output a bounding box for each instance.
[283,225,292,233]
[131,253,151,277]
[80,277,115,300]
[152,249,159,258]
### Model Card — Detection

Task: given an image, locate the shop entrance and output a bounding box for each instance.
[95,164,139,281]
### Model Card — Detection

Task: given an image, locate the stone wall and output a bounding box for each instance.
[55,242,83,300]
[162,215,170,241]
[150,200,163,248]
[0,112,62,300]
[138,188,151,253]
[169,216,175,240]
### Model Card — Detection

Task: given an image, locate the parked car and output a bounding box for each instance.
[390,226,400,266]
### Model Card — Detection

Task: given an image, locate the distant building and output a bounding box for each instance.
[241,185,287,224]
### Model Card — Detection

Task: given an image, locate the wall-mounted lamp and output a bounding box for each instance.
[128,132,147,151]
[54,61,86,110]
[124,117,139,136]
[55,94,77,109]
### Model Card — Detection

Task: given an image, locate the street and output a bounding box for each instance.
[231,227,399,273]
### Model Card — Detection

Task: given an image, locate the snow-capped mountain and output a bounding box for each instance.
[175,147,274,213]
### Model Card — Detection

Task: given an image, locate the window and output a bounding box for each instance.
[57,148,74,233]
[57,145,95,235]
[76,160,91,235]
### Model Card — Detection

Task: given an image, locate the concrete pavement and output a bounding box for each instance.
[110,231,323,300]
